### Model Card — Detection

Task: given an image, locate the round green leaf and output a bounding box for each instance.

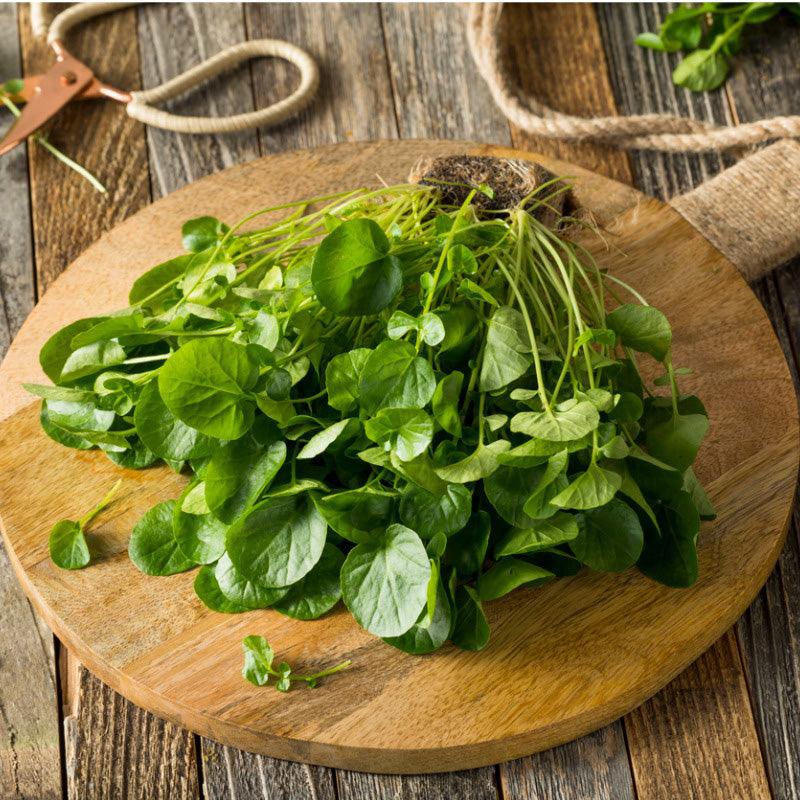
[314,488,395,544]
[477,558,554,601]
[194,565,251,613]
[359,340,436,414]
[134,380,214,462]
[364,407,433,462]
[129,500,195,576]
[570,498,644,572]
[311,218,401,317]
[173,483,227,565]
[158,338,258,439]
[451,586,490,651]
[273,543,344,620]
[340,523,430,637]
[49,520,90,570]
[399,483,472,539]
[225,493,327,586]
[606,304,672,361]
[214,553,288,609]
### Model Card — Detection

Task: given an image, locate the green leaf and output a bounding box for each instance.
[635,31,667,50]
[1,78,24,96]
[683,467,716,520]
[129,254,192,304]
[274,543,344,620]
[311,218,401,316]
[477,558,554,601]
[447,243,478,275]
[298,418,357,459]
[158,338,259,439]
[638,490,700,587]
[570,498,644,572]
[226,493,327,587]
[129,501,195,576]
[182,216,228,253]
[432,371,463,437]
[433,440,510,483]
[645,412,709,471]
[399,483,472,539]
[450,586,490,651]
[551,463,622,510]
[314,488,395,544]
[387,311,445,346]
[39,317,103,383]
[364,408,433,462]
[606,304,672,361]
[60,339,127,383]
[204,434,286,524]
[340,523,431,637]
[485,464,545,526]
[214,553,288,609]
[511,401,599,442]
[173,482,227,564]
[359,340,436,414]
[194,566,251,613]
[443,510,490,576]
[325,348,371,412]
[383,571,452,654]
[479,306,532,392]
[134,380,214,462]
[458,278,499,307]
[494,513,578,557]
[49,520,90,570]
[242,635,275,686]
[672,48,729,92]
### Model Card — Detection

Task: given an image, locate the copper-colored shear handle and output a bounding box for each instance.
[0,42,130,156]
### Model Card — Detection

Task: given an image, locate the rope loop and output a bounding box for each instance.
[467,4,800,152]
[41,1,319,135]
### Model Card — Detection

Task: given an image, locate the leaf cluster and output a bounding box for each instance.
[30,176,713,655]
[635,3,799,91]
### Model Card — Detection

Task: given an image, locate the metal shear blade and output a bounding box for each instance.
[0,45,128,156]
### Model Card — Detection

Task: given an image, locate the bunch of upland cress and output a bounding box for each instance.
[28,156,712,671]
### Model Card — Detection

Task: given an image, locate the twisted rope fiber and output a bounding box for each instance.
[468,4,800,152]
[40,1,319,135]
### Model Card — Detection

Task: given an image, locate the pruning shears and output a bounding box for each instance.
[0,2,319,157]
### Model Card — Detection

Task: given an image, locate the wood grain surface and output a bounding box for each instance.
[0,140,795,774]
[2,3,800,798]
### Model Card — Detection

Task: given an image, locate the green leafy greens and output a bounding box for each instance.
[635,3,800,92]
[30,166,713,656]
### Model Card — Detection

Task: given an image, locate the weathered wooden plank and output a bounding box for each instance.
[625,631,770,799]
[18,6,204,799]
[500,724,635,800]
[379,3,508,143]
[0,7,61,800]
[136,2,260,200]
[0,6,35,353]
[64,668,198,800]
[597,3,734,200]
[245,3,397,150]
[502,3,633,185]
[0,541,61,800]
[19,4,150,291]
[201,744,336,800]
[493,7,638,798]
[726,15,800,799]
[597,5,774,799]
[336,769,499,800]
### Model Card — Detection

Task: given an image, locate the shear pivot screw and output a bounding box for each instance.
[60,71,77,86]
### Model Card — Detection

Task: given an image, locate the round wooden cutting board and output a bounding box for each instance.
[0,141,796,774]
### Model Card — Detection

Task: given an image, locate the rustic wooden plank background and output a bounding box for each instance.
[1,3,798,799]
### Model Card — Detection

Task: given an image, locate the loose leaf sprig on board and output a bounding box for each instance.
[29,167,713,656]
